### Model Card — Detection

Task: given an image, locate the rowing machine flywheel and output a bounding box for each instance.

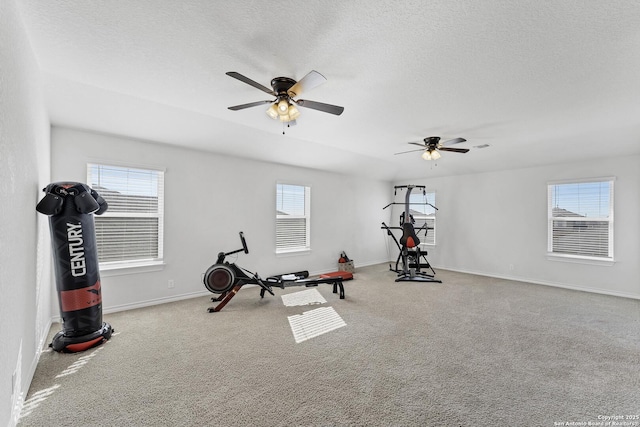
[204,264,236,294]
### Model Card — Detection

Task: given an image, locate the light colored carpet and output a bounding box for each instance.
[18,264,640,426]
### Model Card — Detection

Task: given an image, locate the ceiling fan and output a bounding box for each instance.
[395,136,469,160]
[226,70,344,124]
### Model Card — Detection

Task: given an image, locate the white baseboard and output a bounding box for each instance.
[350,258,393,270]
[435,265,640,300]
[102,290,212,315]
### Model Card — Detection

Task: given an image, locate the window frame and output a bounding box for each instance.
[87,162,165,273]
[408,190,437,246]
[546,177,614,264]
[275,182,311,254]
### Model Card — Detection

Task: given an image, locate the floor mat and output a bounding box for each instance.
[281,288,327,307]
[287,306,346,343]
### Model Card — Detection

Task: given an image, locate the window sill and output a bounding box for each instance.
[99,260,166,277]
[546,253,615,266]
[276,249,311,257]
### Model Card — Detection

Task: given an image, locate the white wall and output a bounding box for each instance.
[51,127,391,312]
[395,155,640,299]
[0,1,52,425]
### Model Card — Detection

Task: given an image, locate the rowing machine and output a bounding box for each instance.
[203,232,274,312]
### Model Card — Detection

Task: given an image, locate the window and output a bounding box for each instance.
[276,183,310,253]
[409,190,437,245]
[547,178,613,261]
[87,163,165,268]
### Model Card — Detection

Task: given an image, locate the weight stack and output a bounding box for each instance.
[36,182,113,353]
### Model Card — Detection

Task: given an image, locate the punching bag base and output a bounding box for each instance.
[50,322,113,353]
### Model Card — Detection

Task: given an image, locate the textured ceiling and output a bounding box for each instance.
[16,0,640,181]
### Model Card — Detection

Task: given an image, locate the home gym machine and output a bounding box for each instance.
[203,232,345,312]
[381,185,441,283]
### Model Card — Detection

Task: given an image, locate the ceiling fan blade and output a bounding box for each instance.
[441,137,467,146]
[295,99,344,116]
[228,100,272,111]
[439,147,470,153]
[226,72,275,95]
[394,148,426,155]
[287,70,327,97]
[408,142,427,148]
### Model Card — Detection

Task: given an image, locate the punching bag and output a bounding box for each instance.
[36,182,113,353]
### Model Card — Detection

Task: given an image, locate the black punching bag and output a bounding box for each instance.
[36,182,113,353]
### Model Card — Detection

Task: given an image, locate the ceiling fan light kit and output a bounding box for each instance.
[422,150,441,161]
[265,98,300,122]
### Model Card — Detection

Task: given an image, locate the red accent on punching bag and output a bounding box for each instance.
[65,337,105,353]
[60,280,102,312]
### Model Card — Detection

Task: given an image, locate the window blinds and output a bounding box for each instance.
[548,179,613,259]
[88,164,164,264]
[276,184,310,252]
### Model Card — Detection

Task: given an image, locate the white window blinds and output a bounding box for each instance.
[409,191,436,245]
[88,164,164,265]
[547,179,613,260]
[276,183,310,253]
